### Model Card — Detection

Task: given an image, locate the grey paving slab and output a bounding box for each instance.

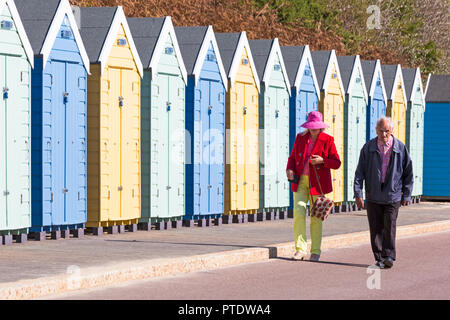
[0,202,449,284]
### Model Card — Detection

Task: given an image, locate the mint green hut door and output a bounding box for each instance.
[275,87,290,208]
[151,73,185,220]
[408,101,424,197]
[0,1,31,235]
[0,55,31,233]
[263,85,289,210]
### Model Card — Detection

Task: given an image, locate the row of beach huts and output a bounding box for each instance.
[1,0,449,244]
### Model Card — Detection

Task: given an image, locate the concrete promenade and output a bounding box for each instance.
[1,201,449,299]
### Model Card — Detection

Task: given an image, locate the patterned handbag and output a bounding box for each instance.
[309,164,334,221]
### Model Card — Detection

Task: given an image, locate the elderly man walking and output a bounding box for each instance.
[354,117,414,269]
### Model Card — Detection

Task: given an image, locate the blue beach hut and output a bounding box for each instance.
[16,0,90,240]
[175,25,227,227]
[423,74,450,199]
[360,59,387,141]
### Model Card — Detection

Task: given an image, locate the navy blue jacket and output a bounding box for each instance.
[354,136,414,204]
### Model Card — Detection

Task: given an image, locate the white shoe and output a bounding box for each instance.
[310,254,321,261]
[292,251,307,261]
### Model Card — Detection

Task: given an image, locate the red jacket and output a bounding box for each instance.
[286,131,341,195]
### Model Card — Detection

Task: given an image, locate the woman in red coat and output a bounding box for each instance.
[286,111,341,261]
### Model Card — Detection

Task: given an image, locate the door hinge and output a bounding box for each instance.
[51,192,54,202]
[78,192,81,201]
[21,194,23,204]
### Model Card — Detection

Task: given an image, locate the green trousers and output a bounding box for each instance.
[293,175,323,255]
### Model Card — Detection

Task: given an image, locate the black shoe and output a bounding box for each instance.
[383,257,394,268]
[375,260,385,269]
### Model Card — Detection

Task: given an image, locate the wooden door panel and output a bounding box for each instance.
[107,68,122,220]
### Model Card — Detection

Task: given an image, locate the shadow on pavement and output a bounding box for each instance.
[275,256,370,268]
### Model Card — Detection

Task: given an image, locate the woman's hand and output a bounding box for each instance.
[286,169,295,181]
[310,155,324,165]
[356,197,364,209]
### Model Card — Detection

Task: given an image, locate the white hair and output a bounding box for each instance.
[300,128,326,136]
[376,117,394,130]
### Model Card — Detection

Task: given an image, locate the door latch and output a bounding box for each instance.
[167,102,172,111]
[62,188,69,194]
[3,87,9,100]
[63,92,69,104]
[119,96,124,107]
[356,116,360,124]
[118,186,123,191]
[166,186,172,190]
[243,106,247,115]
[3,190,9,196]
[275,110,279,118]
[208,105,212,115]
[332,115,336,123]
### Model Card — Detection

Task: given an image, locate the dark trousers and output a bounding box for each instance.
[366,201,401,261]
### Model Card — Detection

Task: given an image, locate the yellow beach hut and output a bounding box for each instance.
[215,32,260,223]
[79,6,144,235]
[381,64,407,143]
[311,50,345,210]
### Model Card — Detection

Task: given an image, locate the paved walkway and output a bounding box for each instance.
[1,201,449,299]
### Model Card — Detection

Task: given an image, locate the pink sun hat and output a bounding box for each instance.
[301,111,329,129]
